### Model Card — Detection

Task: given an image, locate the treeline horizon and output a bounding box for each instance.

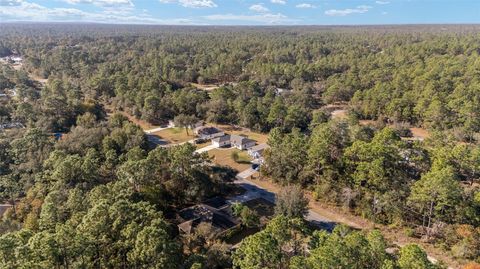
[0,23,479,268]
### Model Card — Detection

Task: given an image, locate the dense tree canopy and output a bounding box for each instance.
[1,24,479,268]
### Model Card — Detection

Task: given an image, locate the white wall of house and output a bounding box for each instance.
[248,150,260,159]
[237,141,256,150]
[212,139,230,147]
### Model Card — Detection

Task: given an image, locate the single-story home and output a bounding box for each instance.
[177,197,240,236]
[212,134,256,150]
[194,126,224,140]
[211,134,232,147]
[247,143,270,159]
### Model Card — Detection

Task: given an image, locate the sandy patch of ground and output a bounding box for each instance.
[410,127,430,139]
[190,83,221,91]
[331,109,348,120]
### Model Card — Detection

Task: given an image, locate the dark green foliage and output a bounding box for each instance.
[1,24,479,267]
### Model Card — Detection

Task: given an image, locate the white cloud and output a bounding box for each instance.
[0,0,193,24]
[295,3,315,8]
[62,0,133,6]
[249,4,269,13]
[0,0,23,6]
[159,0,217,8]
[325,5,372,16]
[375,1,390,4]
[270,0,286,4]
[204,13,293,24]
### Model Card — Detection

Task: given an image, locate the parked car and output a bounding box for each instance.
[195,138,208,144]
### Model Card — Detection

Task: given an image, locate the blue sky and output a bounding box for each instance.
[0,0,479,25]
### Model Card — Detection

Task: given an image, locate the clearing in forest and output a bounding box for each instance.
[208,147,252,171]
[151,127,195,144]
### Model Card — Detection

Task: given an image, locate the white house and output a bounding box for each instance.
[211,134,256,150]
[212,135,231,147]
[247,143,269,159]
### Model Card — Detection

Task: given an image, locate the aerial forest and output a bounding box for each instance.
[0,24,479,268]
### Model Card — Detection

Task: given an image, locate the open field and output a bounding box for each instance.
[151,127,194,144]
[208,148,252,171]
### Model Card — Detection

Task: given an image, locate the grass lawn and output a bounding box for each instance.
[208,148,252,171]
[151,127,195,144]
[195,140,211,149]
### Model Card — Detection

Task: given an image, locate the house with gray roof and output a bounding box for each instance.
[194,126,224,140]
[212,134,256,150]
[177,197,240,236]
[247,143,270,159]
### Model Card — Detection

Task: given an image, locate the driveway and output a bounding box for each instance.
[232,168,337,231]
[195,144,218,153]
[144,126,172,134]
[230,179,276,204]
[236,168,256,179]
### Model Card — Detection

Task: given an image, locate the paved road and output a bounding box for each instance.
[140,122,448,267]
[144,126,172,134]
[233,169,447,266]
[233,170,337,232]
[236,168,257,179]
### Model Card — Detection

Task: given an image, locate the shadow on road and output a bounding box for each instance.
[308,220,337,232]
[233,179,339,232]
[147,134,169,146]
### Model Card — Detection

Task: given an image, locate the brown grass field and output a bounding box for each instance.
[151,127,195,144]
[208,148,252,171]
